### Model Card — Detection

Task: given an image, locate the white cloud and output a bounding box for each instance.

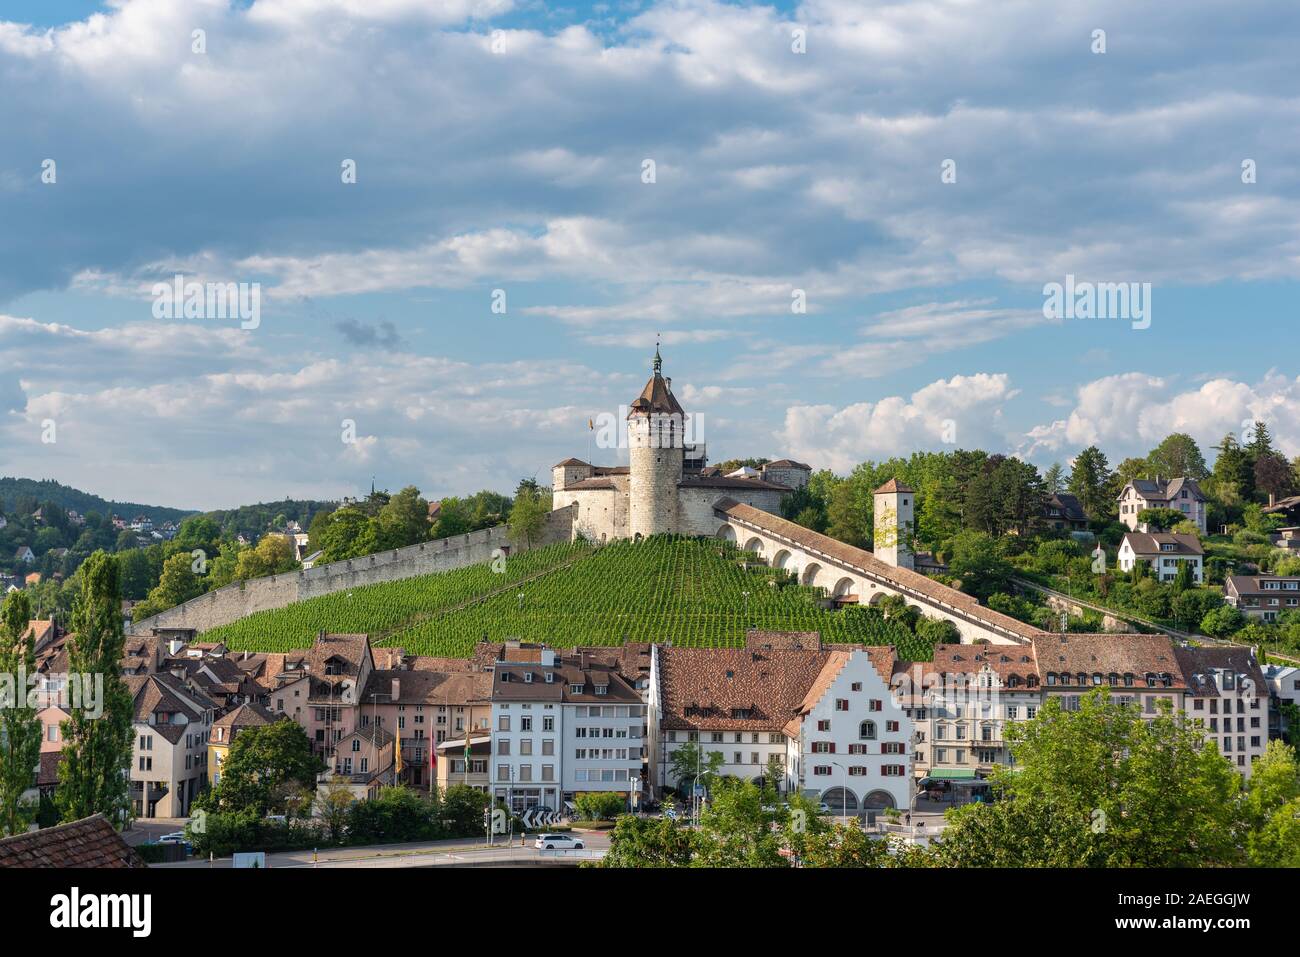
[1020,371,1300,461]
[777,372,1018,472]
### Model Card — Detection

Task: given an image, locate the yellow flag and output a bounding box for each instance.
[394,734,403,777]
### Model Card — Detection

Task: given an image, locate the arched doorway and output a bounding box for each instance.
[743,537,764,555]
[801,563,821,587]
[863,790,896,811]
[821,787,859,816]
[716,524,737,543]
[832,577,857,599]
[773,549,793,571]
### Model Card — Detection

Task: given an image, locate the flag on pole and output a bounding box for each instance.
[394,733,403,777]
[588,418,594,430]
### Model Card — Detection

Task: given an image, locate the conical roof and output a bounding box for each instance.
[628,345,685,417]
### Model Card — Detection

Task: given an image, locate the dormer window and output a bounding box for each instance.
[594,684,608,696]
[570,684,584,694]
[544,672,554,683]
[523,672,533,683]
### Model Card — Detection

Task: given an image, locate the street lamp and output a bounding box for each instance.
[829,760,850,825]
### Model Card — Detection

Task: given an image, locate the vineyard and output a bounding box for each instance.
[203,535,936,661]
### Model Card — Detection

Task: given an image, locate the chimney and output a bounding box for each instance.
[1270,492,1277,507]
[665,377,672,392]
[391,677,400,702]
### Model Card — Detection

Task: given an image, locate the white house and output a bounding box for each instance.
[1117,477,1207,533]
[1117,532,1203,583]
[14,546,34,564]
[788,647,913,816]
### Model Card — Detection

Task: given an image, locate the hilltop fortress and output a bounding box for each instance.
[552,347,819,543]
[134,348,1054,647]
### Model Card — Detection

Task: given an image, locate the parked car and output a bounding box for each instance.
[534,834,585,850]
[157,832,193,852]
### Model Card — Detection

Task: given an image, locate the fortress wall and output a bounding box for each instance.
[130,505,577,636]
[676,488,784,538]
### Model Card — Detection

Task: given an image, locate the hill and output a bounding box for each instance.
[0,477,196,524]
[202,535,934,660]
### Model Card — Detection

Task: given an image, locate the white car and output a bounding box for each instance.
[534,834,585,850]
[158,831,189,844]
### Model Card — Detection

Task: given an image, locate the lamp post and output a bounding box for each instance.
[830,760,849,825]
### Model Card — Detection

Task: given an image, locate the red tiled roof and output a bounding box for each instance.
[0,815,145,869]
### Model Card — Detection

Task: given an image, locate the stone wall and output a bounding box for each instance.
[130,505,577,636]
[676,487,784,537]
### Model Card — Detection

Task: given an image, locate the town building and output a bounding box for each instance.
[1117,532,1204,583]
[125,672,216,818]
[489,642,644,815]
[1117,477,1207,533]
[897,643,1040,781]
[1173,644,1268,777]
[787,646,913,815]
[209,701,279,785]
[1225,574,1300,622]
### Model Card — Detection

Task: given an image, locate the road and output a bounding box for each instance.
[154,831,611,868]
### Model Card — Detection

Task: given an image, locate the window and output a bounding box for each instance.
[817,719,831,731]
[521,716,532,732]
[859,720,877,740]
[498,715,510,732]
[835,699,849,711]
[869,699,882,712]
[851,682,862,692]
[813,765,832,776]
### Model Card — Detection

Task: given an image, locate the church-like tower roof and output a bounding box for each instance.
[628,345,685,417]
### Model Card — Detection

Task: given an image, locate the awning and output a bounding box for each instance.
[923,769,978,781]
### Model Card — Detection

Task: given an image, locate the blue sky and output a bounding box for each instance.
[1,0,1298,510]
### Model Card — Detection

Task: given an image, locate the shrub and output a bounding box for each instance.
[573,791,627,821]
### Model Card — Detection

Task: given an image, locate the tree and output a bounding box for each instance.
[692,778,788,868]
[1067,446,1113,521]
[1146,433,1209,480]
[56,552,135,826]
[1255,453,1295,503]
[573,791,625,821]
[1043,462,1065,495]
[313,779,354,844]
[0,592,41,835]
[1212,432,1253,504]
[1243,741,1300,867]
[132,551,205,621]
[508,486,551,548]
[667,740,724,794]
[601,813,695,868]
[373,486,434,551]
[1136,507,1185,532]
[763,753,786,798]
[200,720,323,815]
[233,533,297,580]
[1245,420,1276,462]
[932,689,1242,867]
[946,531,1013,603]
[1200,604,1245,638]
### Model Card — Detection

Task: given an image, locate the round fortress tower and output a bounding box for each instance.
[627,346,685,539]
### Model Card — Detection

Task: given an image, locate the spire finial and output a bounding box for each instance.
[653,335,662,375]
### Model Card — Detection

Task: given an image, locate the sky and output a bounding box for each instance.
[1,0,1298,510]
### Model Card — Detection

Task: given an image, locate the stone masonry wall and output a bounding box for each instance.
[130,505,577,636]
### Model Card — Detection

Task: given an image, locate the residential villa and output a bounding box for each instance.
[1225,575,1300,623]
[1117,477,1207,533]
[1117,532,1204,583]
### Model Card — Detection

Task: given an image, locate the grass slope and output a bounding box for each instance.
[204,535,934,660]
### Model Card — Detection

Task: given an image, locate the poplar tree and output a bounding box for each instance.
[56,552,135,826]
[0,592,42,835]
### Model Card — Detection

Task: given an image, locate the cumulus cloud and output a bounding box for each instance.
[777,373,1019,472]
[1021,372,1300,461]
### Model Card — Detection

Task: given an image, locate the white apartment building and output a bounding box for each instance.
[1174,645,1269,778]
[489,643,643,814]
